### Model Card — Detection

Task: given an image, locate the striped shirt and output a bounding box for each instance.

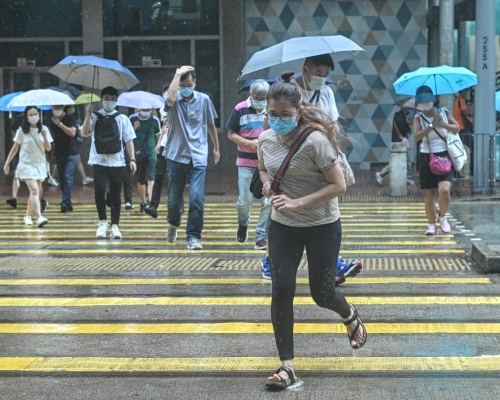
[258,125,340,227]
[225,98,266,167]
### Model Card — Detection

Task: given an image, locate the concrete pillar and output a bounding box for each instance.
[474,0,496,193]
[427,0,440,67]
[389,142,407,197]
[438,0,454,109]
[82,0,104,56]
[457,21,467,67]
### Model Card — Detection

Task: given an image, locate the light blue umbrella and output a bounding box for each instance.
[48,56,139,90]
[238,35,364,81]
[393,65,477,96]
[238,72,334,93]
[117,91,165,109]
[0,91,51,112]
[495,91,500,112]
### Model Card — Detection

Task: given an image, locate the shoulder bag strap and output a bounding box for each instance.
[29,131,47,157]
[271,127,316,193]
[309,90,320,105]
[419,111,447,143]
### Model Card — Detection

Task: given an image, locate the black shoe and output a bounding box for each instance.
[125,202,133,210]
[60,205,67,213]
[6,197,17,209]
[144,204,158,218]
[236,224,248,243]
[40,199,48,213]
[67,205,73,212]
[140,202,147,213]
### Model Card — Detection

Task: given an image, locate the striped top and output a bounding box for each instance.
[258,125,340,227]
[225,98,266,167]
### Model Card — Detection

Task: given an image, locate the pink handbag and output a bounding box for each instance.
[429,153,452,175]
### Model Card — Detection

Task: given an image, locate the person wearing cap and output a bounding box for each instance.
[412,85,460,236]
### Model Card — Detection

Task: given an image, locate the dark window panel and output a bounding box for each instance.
[195,39,220,127]
[122,40,190,66]
[0,42,65,67]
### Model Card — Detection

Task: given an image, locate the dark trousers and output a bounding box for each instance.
[150,148,167,209]
[56,154,78,208]
[93,165,125,225]
[123,155,132,203]
[268,218,351,361]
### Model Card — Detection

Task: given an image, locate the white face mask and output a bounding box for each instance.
[139,111,150,118]
[53,109,63,117]
[102,101,117,112]
[28,115,40,124]
[417,102,434,111]
[305,68,327,90]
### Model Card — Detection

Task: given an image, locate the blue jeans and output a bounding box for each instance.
[166,159,206,241]
[56,154,78,208]
[237,166,271,242]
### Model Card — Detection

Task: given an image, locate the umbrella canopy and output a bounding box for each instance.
[395,97,415,109]
[239,72,334,92]
[48,55,139,90]
[117,91,165,109]
[0,91,51,112]
[238,35,364,81]
[75,93,101,104]
[495,91,500,112]
[47,86,82,99]
[393,65,477,96]
[7,89,74,108]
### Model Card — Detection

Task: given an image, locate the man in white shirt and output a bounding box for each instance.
[82,86,137,239]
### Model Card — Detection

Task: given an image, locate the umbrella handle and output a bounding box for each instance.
[91,66,96,102]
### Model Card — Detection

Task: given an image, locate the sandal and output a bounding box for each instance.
[265,365,296,390]
[343,303,367,350]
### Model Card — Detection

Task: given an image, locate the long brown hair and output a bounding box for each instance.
[267,72,341,154]
[22,106,42,134]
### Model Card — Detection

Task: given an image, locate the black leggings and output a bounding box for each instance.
[268,219,351,361]
[93,165,125,225]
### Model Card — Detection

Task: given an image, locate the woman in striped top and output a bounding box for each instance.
[258,72,367,390]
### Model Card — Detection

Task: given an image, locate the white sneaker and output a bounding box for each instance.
[37,216,48,228]
[96,220,108,238]
[166,224,178,243]
[23,215,33,226]
[110,224,122,239]
[187,238,203,250]
[82,177,94,185]
[407,178,415,185]
[48,177,59,186]
[375,172,384,186]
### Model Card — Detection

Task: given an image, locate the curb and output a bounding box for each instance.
[471,243,500,273]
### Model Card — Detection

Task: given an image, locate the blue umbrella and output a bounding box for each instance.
[495,91,500,112]
[48,56,139,90]
[239,72,334,92]
[393,65,477,96]
[0,92,51,112]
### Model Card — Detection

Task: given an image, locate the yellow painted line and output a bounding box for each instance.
[0,277,489,286]
[0,322,499,334]
[1,356,499,372]
[0,296,498,307]
[0,249,465,255]
[0,240,457,247]
[0,228,441,233]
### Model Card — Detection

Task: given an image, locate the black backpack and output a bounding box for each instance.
[93,112,122,154]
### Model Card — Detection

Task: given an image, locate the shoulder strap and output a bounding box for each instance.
[28,131,46,157]
[271,127,316,193]
[418,112,446,143]
[309,90,320,105]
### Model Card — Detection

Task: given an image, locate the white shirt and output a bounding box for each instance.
[417,108,450,154]
[159,106,168,147]
[86,109,136,167]
[291,79,339,121]
[14,125,53,165]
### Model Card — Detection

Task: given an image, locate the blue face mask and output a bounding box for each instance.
[251,100,267,110]
[179,87,194,98]
[269,118,297,136]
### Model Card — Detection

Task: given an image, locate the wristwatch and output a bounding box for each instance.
[429,123,433,128]
[130,158,136,162]
[58,122,63,126]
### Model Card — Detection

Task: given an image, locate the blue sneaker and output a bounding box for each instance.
[260,256,271,279]
[335,258,362,286]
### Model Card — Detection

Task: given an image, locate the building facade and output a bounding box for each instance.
[0,0,429,170]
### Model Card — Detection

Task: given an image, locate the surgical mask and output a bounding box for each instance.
[28,115,40,124]
[251,99,267,110]
[179,87,194,98]
[102,101,117,112]
[53,110,63,117]
[417,102,434,112]
[139,111,150,118]
[305,68,327,90]
[269,118,297,136]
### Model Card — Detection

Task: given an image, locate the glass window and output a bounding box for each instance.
[122,40,190,66]
[40,73,61,89]
[104,42,119,60]
[103,0,219,36]
[69,41,83,56]
[0,0,82,38]
[195,39,220,126]
[0,42,65,67]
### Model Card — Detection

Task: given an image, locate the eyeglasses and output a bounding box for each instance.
[266,109,299,122]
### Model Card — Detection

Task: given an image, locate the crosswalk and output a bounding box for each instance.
[0,201,498,396]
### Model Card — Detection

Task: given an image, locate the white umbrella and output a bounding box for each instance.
[8,89,75,108]
[117,91,165,109]
[238,35,364,81]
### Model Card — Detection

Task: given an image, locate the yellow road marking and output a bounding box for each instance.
[0,249,465,255]
[0,228,444,233]
[0,277,489,286]
[1,356,498,372]
[0,296,497,307]
[0,322,499,334]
